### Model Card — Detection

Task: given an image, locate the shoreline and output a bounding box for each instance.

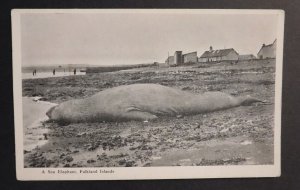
[23,97,57,152]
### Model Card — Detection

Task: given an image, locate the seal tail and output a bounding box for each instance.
[239,95,270,106]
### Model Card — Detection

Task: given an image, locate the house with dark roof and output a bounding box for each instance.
[257,39,277,59]
[199,46,239,63]
[238,54,256,61]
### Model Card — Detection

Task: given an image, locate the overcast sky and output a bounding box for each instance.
[21,12,279,66]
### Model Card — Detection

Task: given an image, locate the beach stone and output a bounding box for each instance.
[87,145,97,151]
[176,115,183,118]
[87,159,95,163]
[65,156,73,162]
[45,160,53,167]
[43,133,48,140]
[125,160,135,167]
[118,159,126,165]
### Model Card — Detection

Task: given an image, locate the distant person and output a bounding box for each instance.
[53,69,55,75]
[74,68,76,75]
[32,70,34,76]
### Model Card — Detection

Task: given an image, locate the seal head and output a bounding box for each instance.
[46,105,58,119]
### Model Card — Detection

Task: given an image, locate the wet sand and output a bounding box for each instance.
[23,97,57,151]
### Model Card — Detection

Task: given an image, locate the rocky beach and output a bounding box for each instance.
[22,59,276,167]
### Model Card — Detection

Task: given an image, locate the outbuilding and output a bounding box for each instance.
[165,56,174,65]
[165,51,198,65]
[238,54,256,61]
[183,51,198,64]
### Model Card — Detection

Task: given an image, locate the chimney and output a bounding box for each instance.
[209,46,213,51]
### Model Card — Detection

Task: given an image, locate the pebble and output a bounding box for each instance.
[125,160,135,167]
[87,145,97,151]
[118,159,126,165]
[220,128,229,133]
[87,159,95,163]
[60,153,65,158]
[65,156,73,162]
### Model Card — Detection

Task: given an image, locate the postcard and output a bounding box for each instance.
[12,9,284,180]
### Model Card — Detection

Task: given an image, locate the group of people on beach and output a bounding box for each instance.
[52,68,77,75]
[32,68,77,76]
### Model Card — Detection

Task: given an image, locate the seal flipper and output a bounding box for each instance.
[123,110,158,121]
[126,106,143,112]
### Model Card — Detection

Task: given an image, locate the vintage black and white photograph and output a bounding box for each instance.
[12,9,284,180]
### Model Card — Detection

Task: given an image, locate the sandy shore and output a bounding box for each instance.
[23,59,275,167]
[23,97,57,151]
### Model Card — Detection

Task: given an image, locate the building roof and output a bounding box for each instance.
[183,51,197,56]
[200,48,238,58]
[257,39,277,56]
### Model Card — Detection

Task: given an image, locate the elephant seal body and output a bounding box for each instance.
[47,84,262,123]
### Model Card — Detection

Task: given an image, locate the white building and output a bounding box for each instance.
[257,39,277,59]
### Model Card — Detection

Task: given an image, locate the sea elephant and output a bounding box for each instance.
[46,83,263,123]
